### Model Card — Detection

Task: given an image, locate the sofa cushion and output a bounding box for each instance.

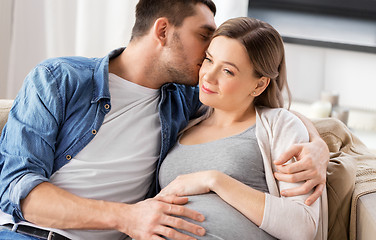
[0,99,13,136]
[313,118,376,240]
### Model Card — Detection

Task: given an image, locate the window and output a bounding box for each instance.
[249,0,376,20]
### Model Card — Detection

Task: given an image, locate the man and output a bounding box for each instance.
[0,0,328,239]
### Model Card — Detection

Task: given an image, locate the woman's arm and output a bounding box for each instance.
[208,171,265,226]
[259,109,321,239]
[158,169,319,240]
[158,170,265,225]
[274,110,329,205]
[210,171,319,240]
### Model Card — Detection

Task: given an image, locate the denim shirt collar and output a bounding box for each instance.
[91,48,125,103]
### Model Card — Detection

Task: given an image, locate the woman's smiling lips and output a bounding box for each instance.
[201,84,217,94]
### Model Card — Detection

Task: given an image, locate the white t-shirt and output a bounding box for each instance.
[0,73,161,240]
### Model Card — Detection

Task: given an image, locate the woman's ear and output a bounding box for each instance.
[152,17,170,46]
[253,77,270,96]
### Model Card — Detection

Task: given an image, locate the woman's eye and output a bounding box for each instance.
[224,69,234,76]
[204,57,213,63]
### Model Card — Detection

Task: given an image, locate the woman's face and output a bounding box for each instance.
[199,36,262,111]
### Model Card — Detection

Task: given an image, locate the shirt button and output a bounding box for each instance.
[92,129,97,135]
[104,104,110,110]
[66,155,72,160]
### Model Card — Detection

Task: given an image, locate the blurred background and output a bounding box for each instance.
[247,0,376,152]
[0,0,375,151]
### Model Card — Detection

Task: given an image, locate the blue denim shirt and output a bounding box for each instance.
[0,48,201,222]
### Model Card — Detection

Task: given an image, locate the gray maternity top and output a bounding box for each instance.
[159,125,276,240]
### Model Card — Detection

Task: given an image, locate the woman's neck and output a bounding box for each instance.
[204,105,256,128]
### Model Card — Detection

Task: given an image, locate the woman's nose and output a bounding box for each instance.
[202,68,217,84]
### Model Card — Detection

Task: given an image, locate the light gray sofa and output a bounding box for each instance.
[0,99,12,136]
[0,99,376,239]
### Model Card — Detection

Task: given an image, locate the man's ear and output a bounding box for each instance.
[152,17,170,46]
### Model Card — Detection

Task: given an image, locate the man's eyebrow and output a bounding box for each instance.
[200,24,216,34]
[205,51,240,72]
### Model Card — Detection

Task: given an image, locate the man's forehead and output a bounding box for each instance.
[184,3,216,30]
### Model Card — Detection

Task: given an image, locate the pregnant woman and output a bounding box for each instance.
[158,17,327,240]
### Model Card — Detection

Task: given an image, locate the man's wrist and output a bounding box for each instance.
[103,201,130,232]
[312,137,330,166]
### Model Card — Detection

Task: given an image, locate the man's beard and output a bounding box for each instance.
[164,32,199,86]
[164,63,198,86]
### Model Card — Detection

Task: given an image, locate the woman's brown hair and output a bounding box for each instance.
[213,17,291,109]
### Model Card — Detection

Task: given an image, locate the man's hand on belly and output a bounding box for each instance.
[124,195,206,240]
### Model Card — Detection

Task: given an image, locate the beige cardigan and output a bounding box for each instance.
[256,107,328,240]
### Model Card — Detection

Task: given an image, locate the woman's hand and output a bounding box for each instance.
[158,171,218,197]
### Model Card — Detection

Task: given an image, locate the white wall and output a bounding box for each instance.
[285,43,376,112]
[213,0,249,25]
[0,0,13,98]
[285,43,376,133]
[6,0,48,100]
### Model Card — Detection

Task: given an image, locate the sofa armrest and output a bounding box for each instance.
[357,192,376,240]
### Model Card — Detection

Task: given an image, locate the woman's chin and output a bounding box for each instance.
[199,96,214,107]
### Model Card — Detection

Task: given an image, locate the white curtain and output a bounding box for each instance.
[0,0,138,99]
[0,0,14,99]
[44,0,138,58]
[0,0,248,99]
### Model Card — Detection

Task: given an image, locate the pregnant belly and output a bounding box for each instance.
[174,193,276,240]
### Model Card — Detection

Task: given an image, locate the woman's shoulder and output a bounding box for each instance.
[256,107,307,134]
[256,107,296,121]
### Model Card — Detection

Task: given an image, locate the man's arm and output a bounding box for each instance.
[0,65,204,239]
[21,182,205,240]
[273,110,329,205]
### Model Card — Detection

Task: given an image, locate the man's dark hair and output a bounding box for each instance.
[131,0,216,41]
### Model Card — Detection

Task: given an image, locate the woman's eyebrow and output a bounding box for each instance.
[223,61,239,71]
[206,51,240,71]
